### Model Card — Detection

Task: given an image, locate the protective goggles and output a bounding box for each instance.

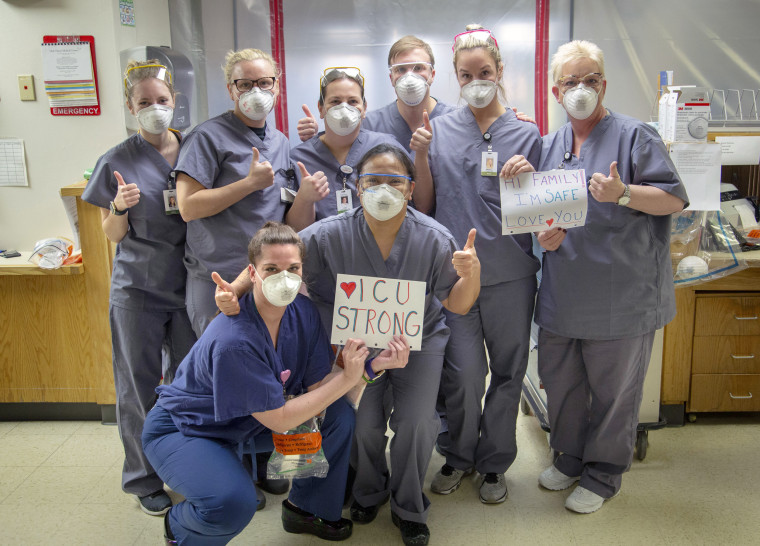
[124,63,172,89]
[452,29,499,52]
[358,173,413,189]
[557,72,604,91]
[389,62,433,77]
[320,66,364,96]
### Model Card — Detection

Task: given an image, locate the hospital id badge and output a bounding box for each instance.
[336,189,352,213]
[481,151,498,176]
[280,187,297,204]
[163,189,179,215]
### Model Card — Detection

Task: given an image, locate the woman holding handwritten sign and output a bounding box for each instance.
[412,26,541,505]
[216,143,480,545]
[504,40,687,514]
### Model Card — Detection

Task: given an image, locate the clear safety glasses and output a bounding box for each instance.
[389,62,433,77]
[557,72,604,92]
[358,173,412,190]
[320,66,365,95]
[452,29,499,52]
[124,63,172,89]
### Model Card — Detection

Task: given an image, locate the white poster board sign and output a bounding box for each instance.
[331,274,425,351]
[500,169,587,234]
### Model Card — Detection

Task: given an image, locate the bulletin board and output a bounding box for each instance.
[41,35,101,116]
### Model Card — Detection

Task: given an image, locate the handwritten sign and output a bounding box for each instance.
[331,274,425,351]
[500,169,587,234]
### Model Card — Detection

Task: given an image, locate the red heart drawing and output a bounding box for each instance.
[340,282,356,299]
[546,218,554,227]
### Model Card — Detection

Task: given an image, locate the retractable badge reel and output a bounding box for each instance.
[481,132,498,176]
[164,172,179,214]
[281,168,298,204]
[336,164,354,213]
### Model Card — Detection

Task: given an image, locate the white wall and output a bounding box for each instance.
[0,0,171,251]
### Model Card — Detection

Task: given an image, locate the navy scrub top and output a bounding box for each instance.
[156,292,332,443]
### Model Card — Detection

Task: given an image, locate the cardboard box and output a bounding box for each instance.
[662,86,710,142]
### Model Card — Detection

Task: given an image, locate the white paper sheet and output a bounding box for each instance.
[669,142,722,211]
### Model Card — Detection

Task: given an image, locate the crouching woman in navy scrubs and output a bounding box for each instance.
[142,222,410,544]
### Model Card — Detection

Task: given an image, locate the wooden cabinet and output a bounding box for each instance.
[0,182,115,410]
[689,293,760,411]
[662,262,760,416]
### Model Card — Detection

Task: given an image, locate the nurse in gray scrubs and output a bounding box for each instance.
[81,61,196,517]
[296,36,457,153]
[175,48,324,337]
[290,67,403,221]
[503,40,688,514]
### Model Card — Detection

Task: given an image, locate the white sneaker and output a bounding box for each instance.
[538,465,580,491]
[564,486,616,514]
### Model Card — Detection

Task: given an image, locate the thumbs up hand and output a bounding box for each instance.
[410,110,433,154]
[113,170,140,211]
[451,228,480,279]
[212,271,241,316]
[589,160,626,203]
[296,161,329,203]
[245,147,275,193]
[297,104,319,142]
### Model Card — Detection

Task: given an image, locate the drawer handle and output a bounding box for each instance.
[734,314,758,320]
[729,392,753,400]
[731,354,756,359]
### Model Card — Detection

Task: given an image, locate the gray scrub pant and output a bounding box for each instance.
[438,276,536,474]
[352,351,443,524]
[537,329,655,498]
[110,304,196,496]
[186,274,218,337]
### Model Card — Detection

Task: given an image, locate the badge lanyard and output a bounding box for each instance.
[480,131,498,176]
[163,172,179,215]
[336,164,353,213]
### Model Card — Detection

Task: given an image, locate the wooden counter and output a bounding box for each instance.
[0,182,115,408]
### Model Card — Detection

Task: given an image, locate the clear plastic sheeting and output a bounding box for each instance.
[671,210,747,286]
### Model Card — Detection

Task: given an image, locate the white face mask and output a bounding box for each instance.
[136,104,174,134]
[562,84,598,120]
[395,73,428,106]
[239,88,274,121]
[257,269,302,307]
[461,80,497,108]
[361,183,406,222]
[325,103,362,136]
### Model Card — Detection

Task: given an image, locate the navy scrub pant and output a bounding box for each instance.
[438,276,537,475]
[537,329,655,498]
[110,304,196,496]
[143,398,355,545]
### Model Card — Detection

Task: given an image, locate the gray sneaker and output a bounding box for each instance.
[479,473,507,504]
[137,490,172,516]
[430,464,472,495]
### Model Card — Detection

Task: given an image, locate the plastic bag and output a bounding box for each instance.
[671,210,747,286]
[28,237,74,270]
[267,413,329,480]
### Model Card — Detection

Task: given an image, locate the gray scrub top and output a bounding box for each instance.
[428,106,542,286]
[535,110,689,340]
[363,99,457,153]
[299,207,460,355]
[175,111,295,280]
[289,129,405,220]
[82,131,187,311]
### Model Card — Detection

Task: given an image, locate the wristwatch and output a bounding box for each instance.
[109,201,127,216]
[616,185,631,207]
